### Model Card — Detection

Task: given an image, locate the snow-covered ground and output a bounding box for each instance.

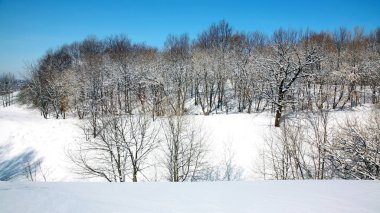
[1,104,379,212]
[1,103,377,181]
[0,104,275,181]
[1,181,379,213]
[0,104,85,181]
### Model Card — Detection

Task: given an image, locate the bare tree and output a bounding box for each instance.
[161,115,209,182]
[125,113,160,181]
[328,111,380,180]
[306,109,331,179]
[258,29,320,127]
[69,113,159,182]
[261,119,313,179]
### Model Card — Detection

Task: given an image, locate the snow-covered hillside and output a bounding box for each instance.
[0,104,377,181]
[1,181,379,213]
[0,105,82,181]
[1,103,379,213]
[0,104,275,181]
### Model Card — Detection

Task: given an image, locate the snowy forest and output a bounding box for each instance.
[1,21,380,182]
[16,21,380,121]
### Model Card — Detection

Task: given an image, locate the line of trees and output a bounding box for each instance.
[18,21,380,127]
[259,109,380,180]
[0,72,16,107]
[67,114,222,182]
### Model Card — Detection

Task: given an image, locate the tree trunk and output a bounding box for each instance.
[274,91,284,127]
[132,169,138,182]
[274,104,283,127]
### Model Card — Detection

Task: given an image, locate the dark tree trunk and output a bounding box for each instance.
[274,104,283,127]
[274,92,284,127]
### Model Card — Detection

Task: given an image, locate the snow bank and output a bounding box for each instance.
[0,181,379,213]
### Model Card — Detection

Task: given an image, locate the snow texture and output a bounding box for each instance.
[1,181,379,213]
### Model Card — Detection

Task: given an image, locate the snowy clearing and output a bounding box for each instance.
[1,181,379,213]
[0,104,275,181]
[0,104,376,181]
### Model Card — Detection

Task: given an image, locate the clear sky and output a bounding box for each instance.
[0,0,379,78]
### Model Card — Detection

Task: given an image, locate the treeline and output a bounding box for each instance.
[259,109,380,180]
[0,72,16,107]
[19,21,380,127]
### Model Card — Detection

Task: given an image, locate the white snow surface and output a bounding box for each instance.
[0,104,275,181]
[1,104,379,212]
[1,181,379,213]
[0,104,377,181]
[0,105,82,181]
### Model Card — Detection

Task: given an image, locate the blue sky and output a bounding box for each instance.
[0,0,379,78]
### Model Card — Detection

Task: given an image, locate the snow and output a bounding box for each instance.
[1,104,379,212]
[1,181,379,213]
[0,105,82,181]
[0,104,376,181]
[193,113,273,179]
[0,104,274,181]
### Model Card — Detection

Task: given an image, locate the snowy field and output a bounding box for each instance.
[1,104,379,212]
[1,181,379,213]
[0,103,376,181]
[0,104,275,181]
